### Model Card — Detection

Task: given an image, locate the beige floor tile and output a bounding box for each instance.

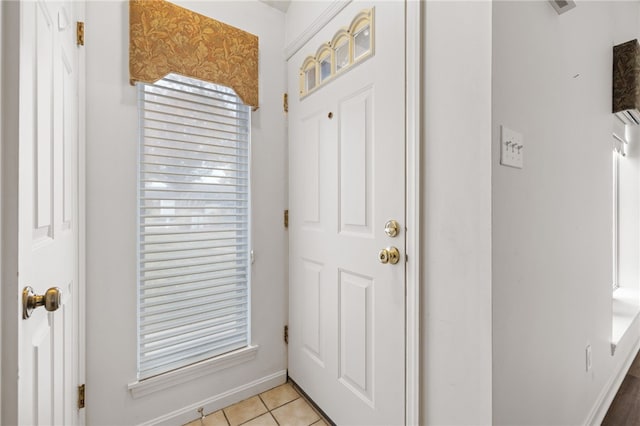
[202,410,229,426]
[271,398,320,426]
[223,396,268,426]
[240,413,278,426]
[310,420,328,426]
[259,383,300,410]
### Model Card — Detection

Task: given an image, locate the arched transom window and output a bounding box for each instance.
[299,9,374,98]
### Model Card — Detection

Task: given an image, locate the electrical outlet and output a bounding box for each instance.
[500,125,524,169]
[586,344,592,372]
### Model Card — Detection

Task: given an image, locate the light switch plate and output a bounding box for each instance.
[501,126,524,169]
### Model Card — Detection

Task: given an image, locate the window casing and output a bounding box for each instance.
[612,120,628,292]
[610,118,640,350]
[137,74,251,380]
[613,150,620,291]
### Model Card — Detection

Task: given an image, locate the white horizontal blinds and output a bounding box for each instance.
[138,73,251,379]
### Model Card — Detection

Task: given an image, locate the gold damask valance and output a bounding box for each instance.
[129,0,259,109]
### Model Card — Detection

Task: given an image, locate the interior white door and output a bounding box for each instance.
[17,0,84,424]
[288,2,406,425]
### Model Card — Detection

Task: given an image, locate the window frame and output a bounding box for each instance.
[613,149,620,291]
[135,73,252,381]
[612,119,628,292]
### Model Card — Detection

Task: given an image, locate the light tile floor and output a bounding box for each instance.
[185,383,330,426]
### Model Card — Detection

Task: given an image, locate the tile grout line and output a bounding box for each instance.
[264,396,282,426]
[259,393,280,426]
[269,395,302,412]
[271,393,322,426]
[235,395,270,426]
[270,411,281,426]
[221,409,231,426]
[258,392,281,426]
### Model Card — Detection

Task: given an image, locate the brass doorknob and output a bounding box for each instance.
[379,249,390,264]
[22,286,62,319]
[384,220,400,237]
[378,247,400,265]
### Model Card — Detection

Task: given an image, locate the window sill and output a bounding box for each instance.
[611,287,640,355]
[128,345,259,399]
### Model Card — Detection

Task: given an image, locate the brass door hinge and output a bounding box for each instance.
[77,22,85,46]
[283,93,288,113]
[284,325,289,344]
[78,384,85,409]
[284,210,289,228]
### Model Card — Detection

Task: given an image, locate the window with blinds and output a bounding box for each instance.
[137,73,251,380]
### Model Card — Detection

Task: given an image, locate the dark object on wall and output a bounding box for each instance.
[613,39,640,125]
[548,0,575,15]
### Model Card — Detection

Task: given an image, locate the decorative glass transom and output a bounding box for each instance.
[299,9,374,98]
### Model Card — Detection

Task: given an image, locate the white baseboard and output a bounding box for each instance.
[585,337,640,425]
[138,370,287,426]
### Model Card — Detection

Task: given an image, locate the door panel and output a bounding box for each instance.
[17,1,83,424]
[288,2,406,425]
[35,0,55,237]
[338,269,373,403]
[302,259,323,363]
[339,87,373,234]
[301,113,323,226]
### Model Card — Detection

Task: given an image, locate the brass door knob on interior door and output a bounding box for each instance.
[22,286,62,319]
[378,247,400,265]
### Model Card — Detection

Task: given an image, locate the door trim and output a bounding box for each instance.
[405,1,422,424]
[1,2,22,423]
[284,0,352,60]
[0,0,4,414]
[77,3,87,422]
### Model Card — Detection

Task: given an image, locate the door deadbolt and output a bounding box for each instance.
[384,220,400,237]
[22,286,62,319]
[378,247,400,265]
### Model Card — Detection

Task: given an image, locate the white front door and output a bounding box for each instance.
[288,2,406,424]
[15,0,84,424]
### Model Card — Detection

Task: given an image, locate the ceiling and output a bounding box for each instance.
[259,0,291,13]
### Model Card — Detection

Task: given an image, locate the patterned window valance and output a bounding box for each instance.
[129,0,259,109]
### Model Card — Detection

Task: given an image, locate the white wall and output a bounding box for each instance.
[284,1,336,54]
[422,2,494,424]
[492,2,640,424]
[85,2,288,424]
